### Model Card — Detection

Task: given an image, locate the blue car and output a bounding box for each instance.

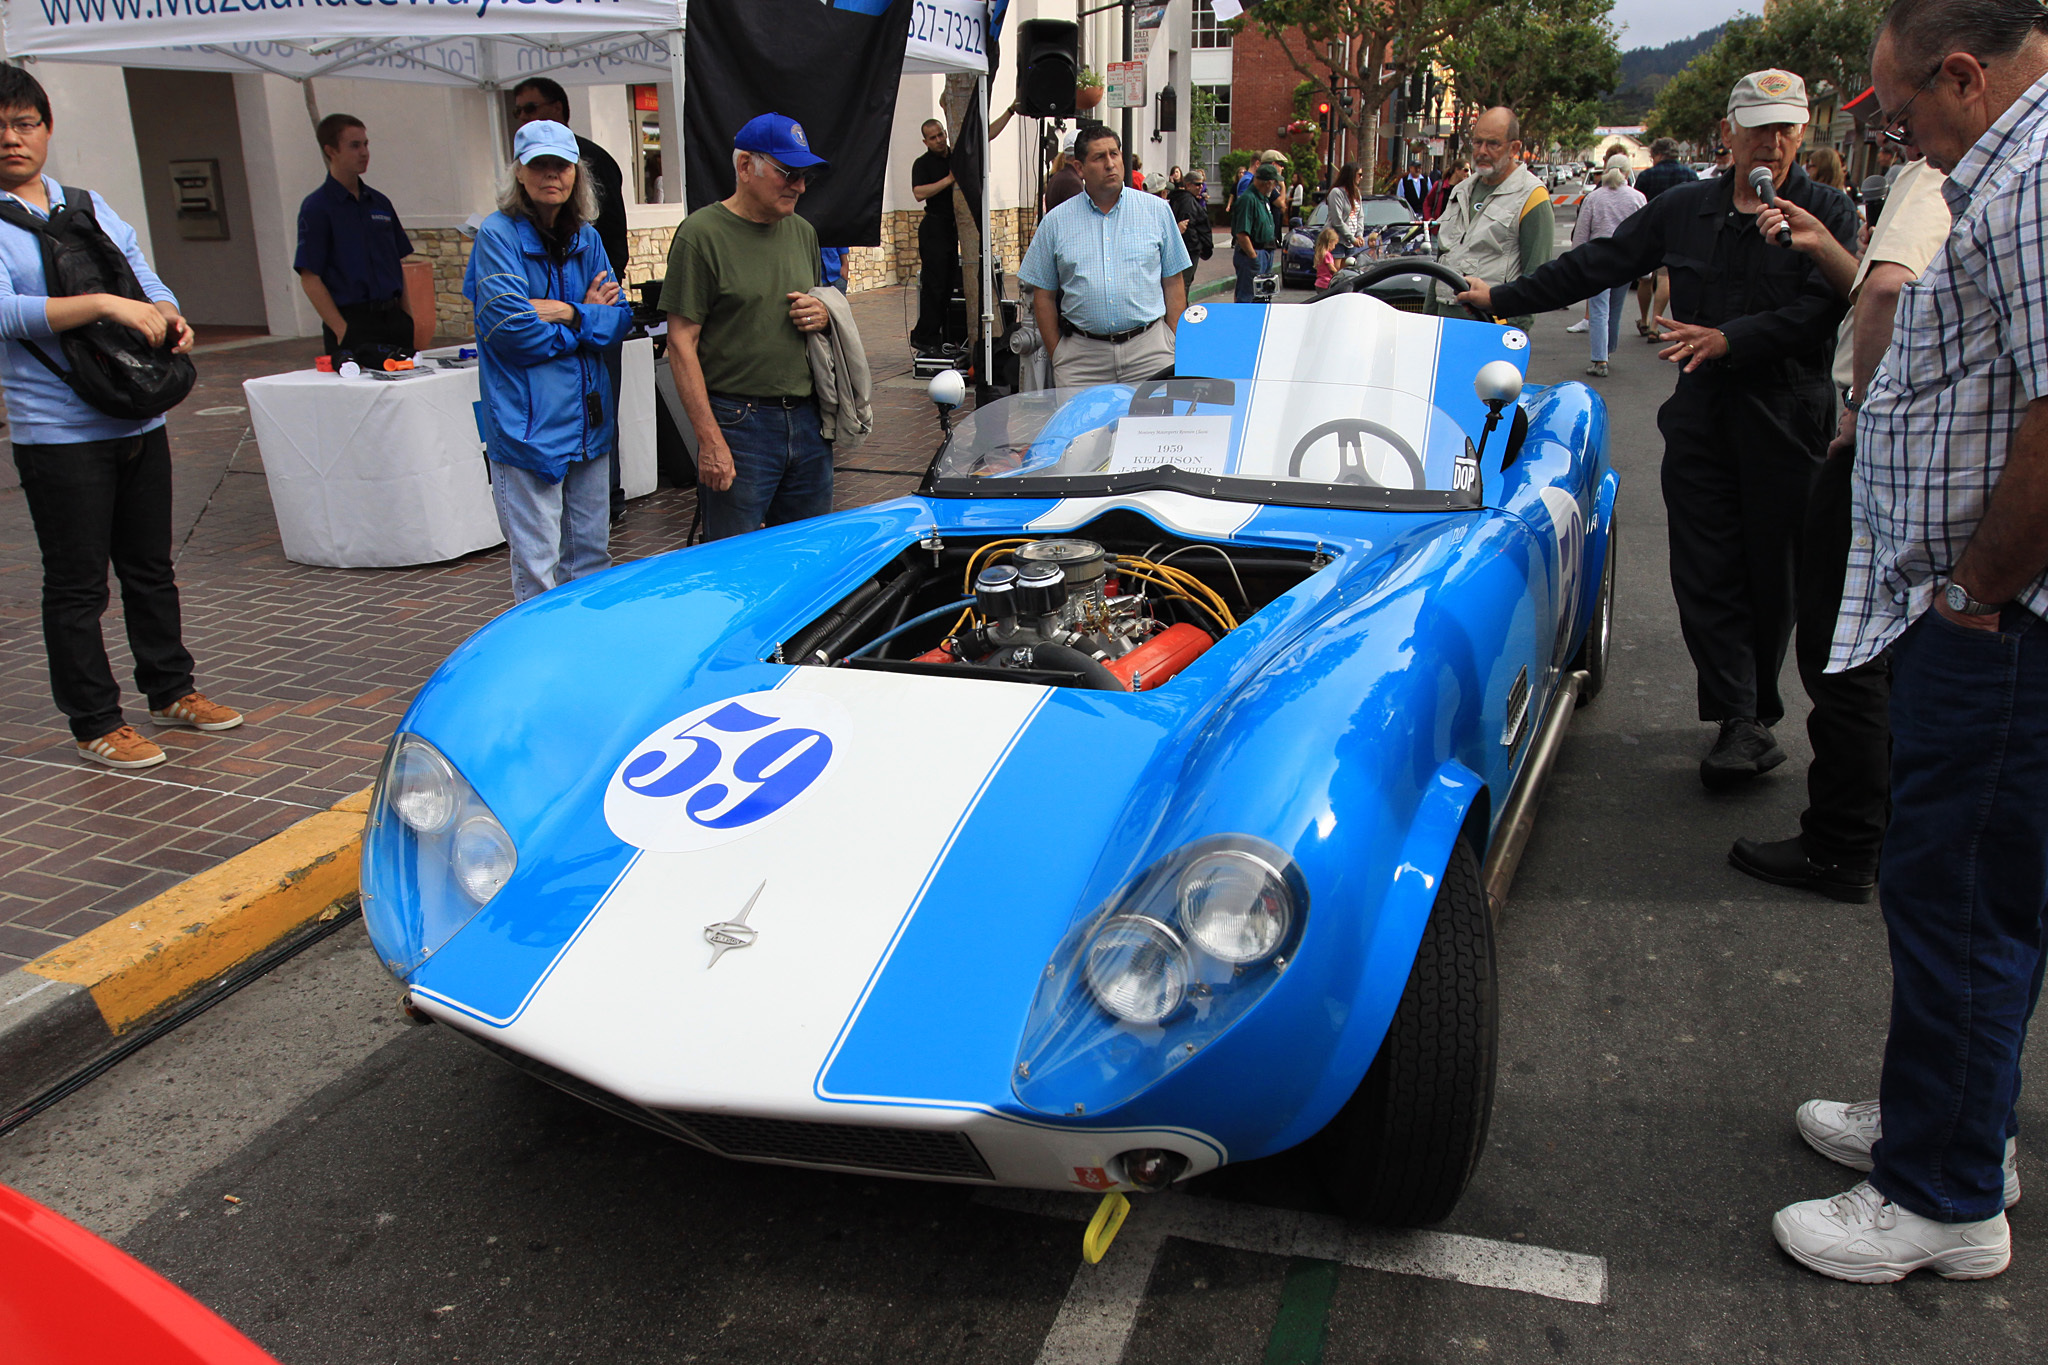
[360,291,1617,1227]
[1281,193,1434,287]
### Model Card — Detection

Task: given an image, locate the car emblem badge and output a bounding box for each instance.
[704,880,766,969]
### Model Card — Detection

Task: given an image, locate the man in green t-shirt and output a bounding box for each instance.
[1230,163,1280,303]
[660,112,834,541]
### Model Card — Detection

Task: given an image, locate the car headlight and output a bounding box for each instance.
[1083,916,1189,1023]
[1177,850,1291,963]
[450,814,517,904]
[361,734,519,978]
[1016,835,1307,1116]
[390,738,458,834]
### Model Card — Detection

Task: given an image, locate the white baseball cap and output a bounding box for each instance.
[1727,69,1809,128]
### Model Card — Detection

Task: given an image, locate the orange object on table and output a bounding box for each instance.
[401,259,436,352]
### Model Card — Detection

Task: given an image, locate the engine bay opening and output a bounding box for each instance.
[775,512,1333,691]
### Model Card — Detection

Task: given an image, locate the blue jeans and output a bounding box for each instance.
[1871,606,2048,1222]
[1586,282,1630,363]
[488,454,611,604]
[701,396,834,542]
[1232,247,1271,304]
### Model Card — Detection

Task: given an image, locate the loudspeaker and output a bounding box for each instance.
[1017,19,1078,117]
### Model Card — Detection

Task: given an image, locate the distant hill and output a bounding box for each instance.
[1605,24,1725,125]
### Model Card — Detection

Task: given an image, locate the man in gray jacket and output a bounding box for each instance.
[1438,107,1555,324]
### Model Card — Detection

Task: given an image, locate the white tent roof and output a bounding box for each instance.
[0,0,987,86]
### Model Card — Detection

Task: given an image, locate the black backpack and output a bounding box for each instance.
[0,186,195,421]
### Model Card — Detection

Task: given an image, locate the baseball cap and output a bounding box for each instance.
[733,112,828,168]
[1060,127,1079,155]
[1144,171,1169,193]
[1727,69,1809,128]
[513,120,579,165]
[1253,163,1279,181]
[1259,148,1285,163]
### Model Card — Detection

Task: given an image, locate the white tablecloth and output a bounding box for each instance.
[246,336,657,569]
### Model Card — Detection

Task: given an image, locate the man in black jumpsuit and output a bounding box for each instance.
[911,118,965,357]
[1461,69,1856,788]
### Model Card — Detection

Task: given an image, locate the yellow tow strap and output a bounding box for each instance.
[1082,1191,1131,1264]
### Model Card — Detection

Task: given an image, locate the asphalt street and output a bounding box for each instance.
[4,282,2044,1363]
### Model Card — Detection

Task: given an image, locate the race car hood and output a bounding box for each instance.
[389,495,1455,1122]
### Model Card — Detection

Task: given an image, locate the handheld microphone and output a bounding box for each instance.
[1749,166,1794,246]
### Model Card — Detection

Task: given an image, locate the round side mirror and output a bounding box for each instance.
[1474,360,1523,407]
[928,369,967,408]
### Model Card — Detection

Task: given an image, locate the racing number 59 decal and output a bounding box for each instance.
[606,691,847,852]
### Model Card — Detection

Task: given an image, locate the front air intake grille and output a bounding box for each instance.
[666,1112,994,1180]
[451,1027,992,1180]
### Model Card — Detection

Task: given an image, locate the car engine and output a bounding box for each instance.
[912,539,1225,692]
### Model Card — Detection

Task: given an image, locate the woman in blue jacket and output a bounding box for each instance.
[465,120,630,603]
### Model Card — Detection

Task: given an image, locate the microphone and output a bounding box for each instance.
[1861,174,1889,228]
[1749,166,1794,246]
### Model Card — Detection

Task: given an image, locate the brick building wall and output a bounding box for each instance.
[1230,28,1396,187]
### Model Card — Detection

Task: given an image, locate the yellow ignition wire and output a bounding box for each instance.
[1120,559,1237,630]
[1113,569,1234,636]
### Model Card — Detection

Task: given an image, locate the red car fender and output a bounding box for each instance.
[0,1182,279,1364]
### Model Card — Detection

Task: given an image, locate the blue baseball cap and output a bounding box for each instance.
[733,113,828,169]
[513,120,580,166]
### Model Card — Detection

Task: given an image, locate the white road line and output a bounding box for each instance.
[1032,1215,1168,1365]
[979,1188,1608,1308]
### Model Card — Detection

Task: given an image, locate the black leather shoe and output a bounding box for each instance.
[1700,717,1786,790]
[1729,835,1876,903]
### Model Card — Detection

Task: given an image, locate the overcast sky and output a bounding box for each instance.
[1610,0,1752,51]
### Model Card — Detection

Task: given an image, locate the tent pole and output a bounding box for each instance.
[979,73,993,394]
[668,30,687,206]
[302,78,320,135]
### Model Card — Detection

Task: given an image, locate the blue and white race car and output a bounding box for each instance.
[361,286,1616,1226]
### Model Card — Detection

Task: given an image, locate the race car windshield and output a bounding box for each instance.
[924,380,1495,512]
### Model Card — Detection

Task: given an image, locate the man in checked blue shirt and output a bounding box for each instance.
[0,65,240,772]
[1770,0,2048,1284]
[1020,126,1191,388]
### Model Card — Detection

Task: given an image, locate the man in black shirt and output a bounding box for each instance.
[1461,69,1856,789]
[911,118,965,357]
[511,78,631,518]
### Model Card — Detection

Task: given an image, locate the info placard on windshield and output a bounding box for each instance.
[1107,416,1236,476]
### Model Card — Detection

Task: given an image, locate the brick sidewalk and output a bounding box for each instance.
[0,285,961,966]
[0,237,1237,967]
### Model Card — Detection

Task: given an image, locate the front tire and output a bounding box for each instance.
[1571,516,1616,704]
[1312,836,1497,1225]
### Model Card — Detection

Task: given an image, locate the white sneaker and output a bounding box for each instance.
[1565,318,1589,333]
[1772,1181,2009,1283]
[1796,1099,2020,1207]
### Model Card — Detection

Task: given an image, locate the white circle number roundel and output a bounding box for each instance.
[605,691,846,852]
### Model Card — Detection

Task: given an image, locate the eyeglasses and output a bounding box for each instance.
[1879,65,1944,146]
[0,117,46,137]
[756,156,816,186]
[512,101,553,118]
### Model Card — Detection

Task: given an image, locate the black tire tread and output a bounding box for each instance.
[1571,516,1616,704]
[1314,836,1497,1225]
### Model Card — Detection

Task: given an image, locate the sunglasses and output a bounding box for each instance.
[756,156,817,186]
[512,100,555,117]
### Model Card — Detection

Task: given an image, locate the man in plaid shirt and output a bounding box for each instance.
[1772,0,2048,1283]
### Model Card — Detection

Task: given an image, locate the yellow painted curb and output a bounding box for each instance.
[22,785,378,1034]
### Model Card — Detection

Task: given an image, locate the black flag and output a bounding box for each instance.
[683,0,915,247]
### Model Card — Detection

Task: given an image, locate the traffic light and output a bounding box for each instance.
[1316,100,1331,118]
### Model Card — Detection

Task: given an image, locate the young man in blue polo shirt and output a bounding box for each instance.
[295,114,414,356]
[0,66,241,770]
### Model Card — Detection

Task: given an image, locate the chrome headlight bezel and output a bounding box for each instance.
[1175,848,1293,964]
[1082,914,1191,1025]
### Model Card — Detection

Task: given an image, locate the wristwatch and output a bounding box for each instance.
[1944,581,2005,616]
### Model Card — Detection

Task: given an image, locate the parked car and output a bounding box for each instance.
[1282,194,1431,287]
[361,290,1618,1228]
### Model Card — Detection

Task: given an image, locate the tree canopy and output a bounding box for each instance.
[1439,0,1622,158]
[1645,0,1885,149]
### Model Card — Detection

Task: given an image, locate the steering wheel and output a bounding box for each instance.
[1331,258,1496,324]
[1285,418,1426,488]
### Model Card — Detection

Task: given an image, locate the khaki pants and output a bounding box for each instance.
[1049,320,1175,388]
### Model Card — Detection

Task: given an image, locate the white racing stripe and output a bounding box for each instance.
[980,1187,1607,1313]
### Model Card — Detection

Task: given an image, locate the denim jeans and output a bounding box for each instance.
[1870,606,2048,1222]
[488,453,611,604]
[700,396,834,542]
[1232,247,1271,304]
[1586,282,1630,363]
[12,428,195,741]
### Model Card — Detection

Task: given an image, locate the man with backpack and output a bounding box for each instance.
[0,65,240,770]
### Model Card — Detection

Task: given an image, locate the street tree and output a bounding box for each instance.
[1233,0,1490,189]
[1647,1,1885,150]
[1439,0,1622,159]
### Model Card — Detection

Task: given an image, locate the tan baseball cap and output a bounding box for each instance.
[1259,147,1285,163]
[1727,69,1809,127]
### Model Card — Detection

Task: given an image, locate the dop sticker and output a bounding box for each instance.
[606,690,846,852]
